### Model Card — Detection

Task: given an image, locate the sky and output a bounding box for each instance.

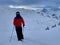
[0,0,60,8]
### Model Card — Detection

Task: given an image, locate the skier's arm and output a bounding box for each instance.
[22,18,25,27]
[13,18,15,26]
[13,18,16,26]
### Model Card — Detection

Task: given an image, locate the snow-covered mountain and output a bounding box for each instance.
[0,6,60,45]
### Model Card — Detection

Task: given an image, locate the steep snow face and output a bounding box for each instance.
[0,7,60,45]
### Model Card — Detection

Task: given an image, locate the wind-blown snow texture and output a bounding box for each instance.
[0,7,60,45]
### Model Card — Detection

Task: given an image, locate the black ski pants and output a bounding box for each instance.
[15,26,24,40]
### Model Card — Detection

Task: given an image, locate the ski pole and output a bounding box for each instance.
[9,26,14,42]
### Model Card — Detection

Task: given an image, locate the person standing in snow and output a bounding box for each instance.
[13,11,25,41]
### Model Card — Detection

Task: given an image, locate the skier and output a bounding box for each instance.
[13,11,25,41]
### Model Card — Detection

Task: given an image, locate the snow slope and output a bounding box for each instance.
[0,7,60,45]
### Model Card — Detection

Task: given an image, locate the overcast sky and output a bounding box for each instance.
[0,0,60,8]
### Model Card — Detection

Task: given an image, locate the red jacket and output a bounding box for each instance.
[13,18,25,27]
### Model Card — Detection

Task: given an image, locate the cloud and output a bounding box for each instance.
[9,5,39,10]
[0,0,60,8]
[12,0,21,3]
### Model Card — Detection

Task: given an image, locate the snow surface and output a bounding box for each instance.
[0,7,60,45]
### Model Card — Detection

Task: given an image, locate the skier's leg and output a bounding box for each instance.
[15,27,24,41]
[20,27,24,39]
[18,27,24,40]
[15,27,20,40]
[21,32,24,39]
